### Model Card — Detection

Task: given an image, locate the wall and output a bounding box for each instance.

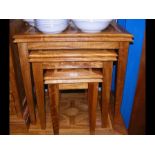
[115,19,145,128]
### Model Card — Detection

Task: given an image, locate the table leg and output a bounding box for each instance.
[32,63,46,129]
[114,42,129,124]
[101,62,113,128]
[88,82,98,135]
[17,43,36,123]
[48,84,59,135]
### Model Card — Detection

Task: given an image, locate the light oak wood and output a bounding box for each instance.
[88,83,99,134]
[48,84,59,134]
[12,92,127,135]
[114,42,129,125]
[101,62,113,127]
[59,83,88,90]
[45,79,103,84]
[29,50,118,62]
[27,42,119,50]
[10,95,16,115]
[29,49,117,57]
[13,22,133,43]
[44,68,103,134]
[10,20,30,133]
[10,47,22,118]
[14,37,132,43]
[32,64,103,132]
[42,62,104,69]
[32,63,46,129]
[29,57,117,62]
[44,69,103,80]
[17,43,36,123]
[10,117,29,134]
[13,20,133,134]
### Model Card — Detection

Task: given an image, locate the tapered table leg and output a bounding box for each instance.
[114,42,129,124]
[17,43,36,123]
[101,62,113,128]
[32,63,46,129]
[88,83,98,135]
[48,84,59,135]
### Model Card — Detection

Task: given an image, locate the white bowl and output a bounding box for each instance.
[35,19,69,34]
[72,19,113,33]
[23,19,35,26]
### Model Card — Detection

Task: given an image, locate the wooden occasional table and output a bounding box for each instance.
[14,21,133,131]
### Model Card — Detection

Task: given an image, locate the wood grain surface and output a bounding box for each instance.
[13,20,132,134]
[11,92,127,135]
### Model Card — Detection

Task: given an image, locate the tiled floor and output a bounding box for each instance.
[25,91,127,135]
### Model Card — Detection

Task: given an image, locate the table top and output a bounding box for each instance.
[13,20,133,43]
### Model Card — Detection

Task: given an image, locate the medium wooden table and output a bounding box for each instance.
[14,20,133,131]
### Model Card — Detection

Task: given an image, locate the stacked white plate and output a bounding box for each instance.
[35,19,69,34]
[72,19,113,33]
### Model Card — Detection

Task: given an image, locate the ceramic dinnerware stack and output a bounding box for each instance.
[35,19,69,34]
[72,19,113,33]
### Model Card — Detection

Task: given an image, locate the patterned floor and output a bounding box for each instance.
[25,90,128,135]
[59,91,102,129]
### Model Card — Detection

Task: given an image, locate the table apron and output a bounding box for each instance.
[27,42,119,50]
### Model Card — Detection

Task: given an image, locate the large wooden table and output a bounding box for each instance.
[13,20,133,132]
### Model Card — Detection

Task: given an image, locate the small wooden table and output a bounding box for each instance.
[14,20,133,131]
